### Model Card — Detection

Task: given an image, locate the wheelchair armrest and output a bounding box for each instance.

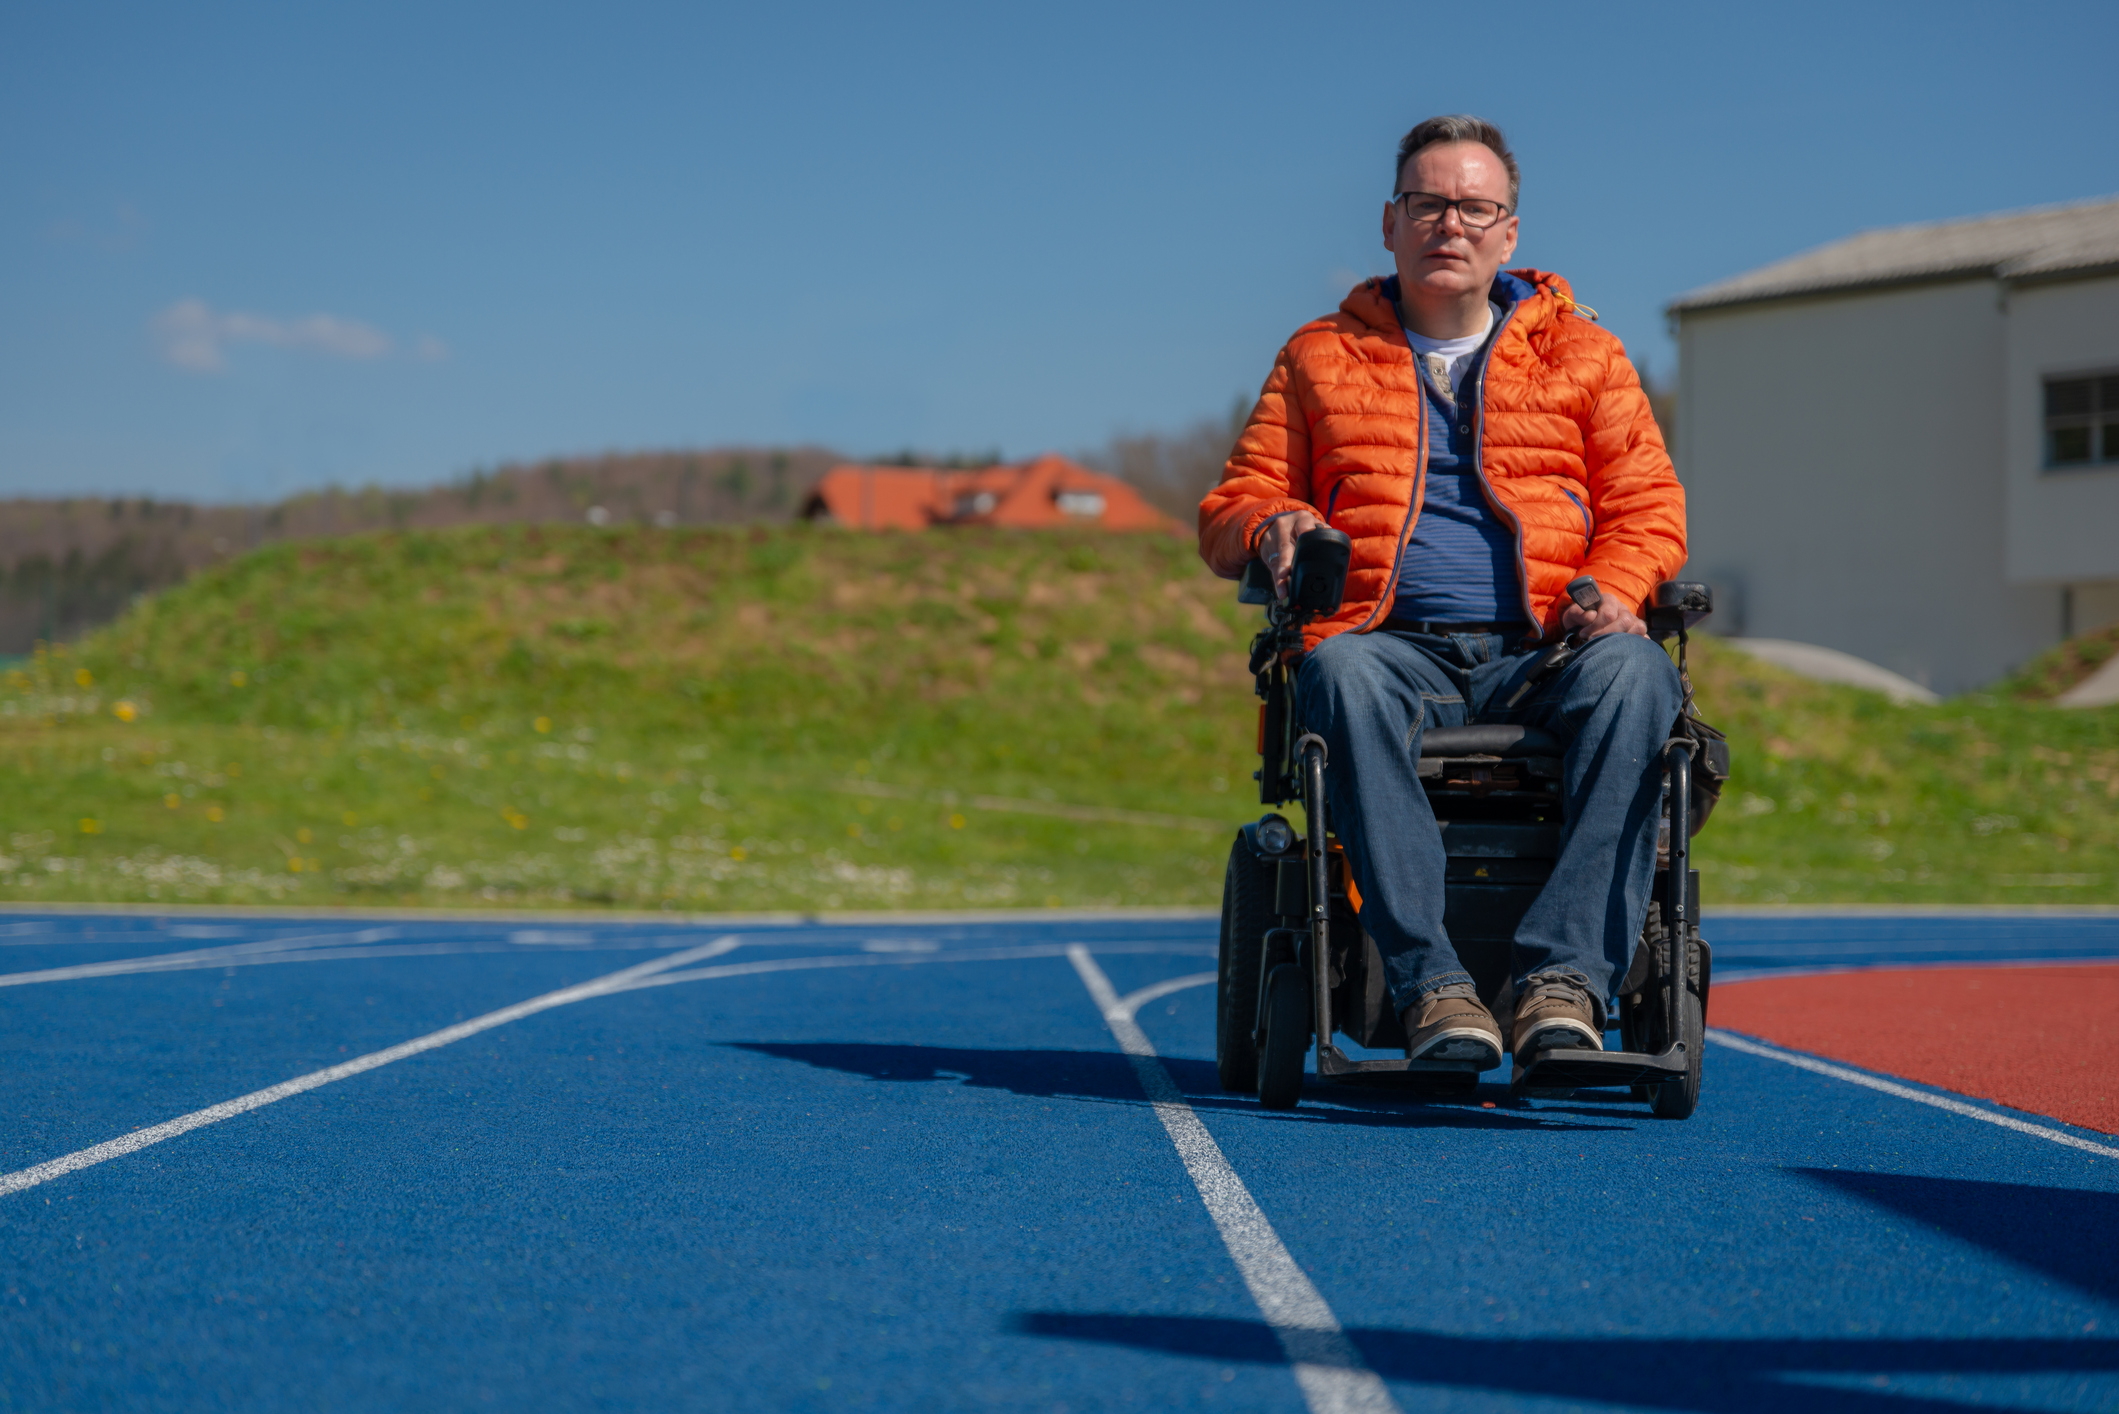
[1647,581,1712,642]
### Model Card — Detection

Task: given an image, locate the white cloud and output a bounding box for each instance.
[151,298,400,373]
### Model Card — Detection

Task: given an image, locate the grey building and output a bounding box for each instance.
[1669,196,2119,695]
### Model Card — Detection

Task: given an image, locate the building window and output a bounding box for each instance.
[1054,491,1106,517]
[2044,372,2119,469]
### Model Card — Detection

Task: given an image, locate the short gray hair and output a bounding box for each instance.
[1394,115,1520,211]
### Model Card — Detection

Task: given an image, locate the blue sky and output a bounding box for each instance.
[5,0,2117,502]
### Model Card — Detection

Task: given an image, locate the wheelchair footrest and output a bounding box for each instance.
[1513,1046,1689,1091]
[1316,1043,1481,1080]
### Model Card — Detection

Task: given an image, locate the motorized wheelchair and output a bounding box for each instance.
[1216,527,1731,1118]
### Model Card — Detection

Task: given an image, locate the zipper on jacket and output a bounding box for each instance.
[1464,299,1538,643]
[1352,383,1426,635]
[1324,479,1345,523]
[1560,483,1592,542]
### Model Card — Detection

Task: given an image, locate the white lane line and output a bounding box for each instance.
[1709,1030,2119,1160]
[1111,972,1217,1022]
[1067,946,1399,1414]
[625,940,1215,993]
[0,935,743,1199]
[3,939,704,976]
[0,927,401,989]
[0,937,1214,1200]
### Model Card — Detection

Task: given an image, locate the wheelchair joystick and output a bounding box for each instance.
[1284,526,1353,620]
[1505,575,1604,709]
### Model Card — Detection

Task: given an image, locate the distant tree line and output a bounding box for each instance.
[0,446,837,654]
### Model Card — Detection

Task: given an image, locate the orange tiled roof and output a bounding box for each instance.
[802,455,1178,532]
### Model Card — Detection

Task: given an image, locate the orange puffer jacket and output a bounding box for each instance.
[1199,270,1685,650]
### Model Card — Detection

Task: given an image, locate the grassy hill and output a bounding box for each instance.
[0,446,837,653]
[1,523,2113,911]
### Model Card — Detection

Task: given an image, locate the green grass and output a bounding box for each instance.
[0,522,2113,911]
[1996,620,2119,700]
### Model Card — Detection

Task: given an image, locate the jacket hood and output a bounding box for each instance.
[1339,268,1574,340]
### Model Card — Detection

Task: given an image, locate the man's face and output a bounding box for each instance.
[1382,141,1519,305]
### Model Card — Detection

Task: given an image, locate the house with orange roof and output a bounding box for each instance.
[800,454,1179,533]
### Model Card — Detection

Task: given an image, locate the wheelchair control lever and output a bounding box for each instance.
[1505,576,1604,709]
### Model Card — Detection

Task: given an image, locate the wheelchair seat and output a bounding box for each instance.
[1418,724,1564,759]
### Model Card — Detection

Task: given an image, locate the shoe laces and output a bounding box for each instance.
[1522,976,1589,1005]
[1521,976,1602,1028]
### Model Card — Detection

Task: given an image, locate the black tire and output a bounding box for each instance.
[1215,836,1274,1092]
[1650,931,1705,1120]
[1257,963,1311,1110]
[1621,916,1663,1102]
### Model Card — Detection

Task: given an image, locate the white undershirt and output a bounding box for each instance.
[1402,300,1503,395]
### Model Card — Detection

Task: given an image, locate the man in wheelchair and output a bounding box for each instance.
[1199,115,1690,1077]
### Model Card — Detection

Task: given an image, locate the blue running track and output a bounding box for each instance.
[0,908,2114,1412]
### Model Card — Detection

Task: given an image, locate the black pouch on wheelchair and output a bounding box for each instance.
[1647,580,1731,835]
[1671,667,1731,835]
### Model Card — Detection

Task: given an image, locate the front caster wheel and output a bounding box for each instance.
[1256,963,1312,1110]
[1215,842,1273,1092]
[1650,936,1705,1120]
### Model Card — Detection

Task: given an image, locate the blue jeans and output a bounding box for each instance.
[1293,628,1683,1019]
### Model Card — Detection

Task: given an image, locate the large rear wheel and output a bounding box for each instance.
[1215,835,1275,1092]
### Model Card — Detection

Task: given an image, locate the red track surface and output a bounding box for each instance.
[1714,963,2119,1135]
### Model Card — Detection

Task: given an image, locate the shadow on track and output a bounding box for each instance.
[1795,1169,2119,1302]
[1011,1311,2119,1414]
[728,1042,1630,1132]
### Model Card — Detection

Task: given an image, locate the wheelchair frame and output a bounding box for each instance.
[1217,538,1728,1117]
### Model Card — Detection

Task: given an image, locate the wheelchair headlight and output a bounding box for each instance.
[1255,816,1296,855]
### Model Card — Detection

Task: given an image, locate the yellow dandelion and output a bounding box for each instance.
[297,827,313,844]
[288,857,303,873]
[164,793,181,810]
[948,813,966,830]
[74,668,92,688]
[112,700,137,723]
[730,846,747,861]
[342,811,358,827]
[206,805,225,823]
[534,716,553,734]
[230,670,247,687]
[847,823,862,838]
[78,818,102,835]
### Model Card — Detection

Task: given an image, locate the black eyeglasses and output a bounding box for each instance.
[1393,191,1512,230]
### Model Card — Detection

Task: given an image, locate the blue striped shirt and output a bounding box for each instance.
[1390,345,1528,626]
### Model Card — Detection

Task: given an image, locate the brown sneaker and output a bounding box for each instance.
[1512,976,1604,1057]
[1401,984,1503,1067]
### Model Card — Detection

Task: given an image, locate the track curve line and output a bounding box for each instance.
[1711,1030,2119,1159]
